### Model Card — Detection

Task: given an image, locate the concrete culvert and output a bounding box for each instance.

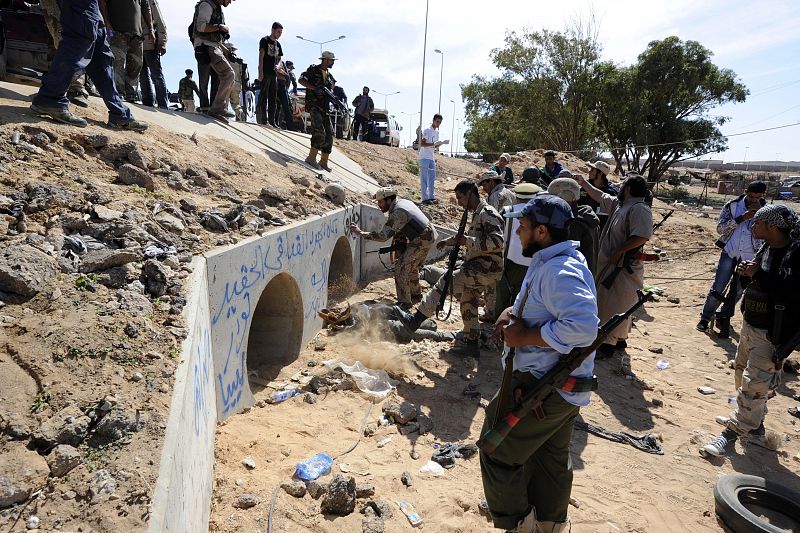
[328,236,354,303]
[246,273,304,384]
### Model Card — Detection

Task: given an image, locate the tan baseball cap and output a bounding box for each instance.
[588,161,611,176]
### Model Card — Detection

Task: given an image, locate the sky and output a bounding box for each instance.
[157,0,800,163]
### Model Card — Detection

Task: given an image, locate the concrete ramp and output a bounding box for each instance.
[0,81,378,195]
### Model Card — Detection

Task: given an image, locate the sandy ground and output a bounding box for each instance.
[210,201,800,533]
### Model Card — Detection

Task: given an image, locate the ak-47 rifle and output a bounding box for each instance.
[477,290,654,455]
[320,86,348,114]
[366,241,407,255]
[437,190,472,319]
[601,209,671,290]
[652,210,674,232]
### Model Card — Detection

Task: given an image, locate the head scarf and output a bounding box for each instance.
[754,204,800,239]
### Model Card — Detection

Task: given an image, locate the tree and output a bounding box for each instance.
[595,37,748,182]
[461,19,602,154]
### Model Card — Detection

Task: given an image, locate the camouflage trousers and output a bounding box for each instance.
[109,32,144,100]
[418,258,501,340]
[394,230,434,305]
[40,0,86,96]
[309,107,333,154]
[727,322,781,435]
[230,63,243,120]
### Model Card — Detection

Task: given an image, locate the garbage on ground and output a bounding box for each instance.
[418,460,445,476]
[295,452,333,481]
[376,436,393,448]
[323,359,398,400]
[643,283,665,295]
[398,501,423,527]
[656,359,670,370]
[269,388,300,404]
[431,442,479,468]
[574,420,664,455]
[698,386,716,395]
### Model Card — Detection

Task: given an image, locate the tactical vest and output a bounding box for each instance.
[192,0,225,44]
[394,199,429,240]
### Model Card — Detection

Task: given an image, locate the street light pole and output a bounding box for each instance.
[434,49,443,113]
[418,0,429,147]
[449,99,456,156]
[373,90,400,110]
[296,34,346,55]
[456,119,461,155]
[400,111,419,147]
[744,146,749,171]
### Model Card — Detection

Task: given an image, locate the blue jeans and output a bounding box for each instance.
[700,251,744,321]
[33,14,131,123]
[420,158,436,201]
[140,49,169,108]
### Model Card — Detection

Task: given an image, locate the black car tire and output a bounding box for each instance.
[0,22,7,81]
[714,474,800,533]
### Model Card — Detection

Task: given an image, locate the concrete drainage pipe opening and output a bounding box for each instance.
[246,272,304,386]
[328,236,355,303]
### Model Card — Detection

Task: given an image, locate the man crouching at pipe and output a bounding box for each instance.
[395,180,504,357]
[481,194,598,533]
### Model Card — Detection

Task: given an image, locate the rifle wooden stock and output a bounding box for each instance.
[477,290,653,455]
[437,191,472,317]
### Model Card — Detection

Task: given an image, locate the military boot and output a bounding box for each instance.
[318,152,332,172]
[30,104,87,127]
[107,119,148,132]
[393,307,427,332]
[305,147,321,169]
[716,318,730,339]
[507,507,537,533]
[536,519,571,533]
[446,337,480,358]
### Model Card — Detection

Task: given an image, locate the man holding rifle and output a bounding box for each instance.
[350,187,436,309]
[480,194,599,533]
[575,173,653,363]
[701,204,800,457]
[395,180,504,357]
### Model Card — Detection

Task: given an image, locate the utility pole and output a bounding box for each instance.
[418,0,429,147]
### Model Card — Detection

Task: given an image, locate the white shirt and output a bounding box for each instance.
[418,126,438,161]
[505,202,532,267]
[724,197,757,261]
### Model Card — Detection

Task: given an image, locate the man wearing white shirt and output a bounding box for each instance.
[418,114,449,204]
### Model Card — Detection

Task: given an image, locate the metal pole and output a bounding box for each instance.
[450,99,455,156]
[418,0,429,146]
[435,50,443,113]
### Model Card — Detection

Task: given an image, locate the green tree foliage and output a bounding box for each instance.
[595,37,748,181]
[461,21,602,154]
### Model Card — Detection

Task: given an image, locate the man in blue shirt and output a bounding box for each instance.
[30,0,147,131]
[480,194,598,533]
[540,150,564,185]
[697,181,766,338]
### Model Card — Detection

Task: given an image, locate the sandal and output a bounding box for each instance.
[788,407,800,419]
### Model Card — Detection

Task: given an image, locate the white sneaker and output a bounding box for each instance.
[701,434,733,457]
[715,415,729,426]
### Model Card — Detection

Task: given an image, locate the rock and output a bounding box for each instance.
[307,479,327,499]
[116,290,153,316]
[648,345,664,354]
[362,515,384,533]
[130,372,143,382]
[35,406,91,447]
[281,480,307,498]
[233,493,260,509]
[117,164,154,191]
[246,198,266,210]
[154,211,185,234]
[410,450,420,460]
[356,483,375,498]
[321,474,356,516]
[0,442,49,508]
[2,415,32,440]
[98,265,135,289]
[382,401,418,425]
[667,296,680,304]
[26,515,40,529]
[363,423,377,437]
[30,132,50,148]
[0,244,58,297]
[242,456,256,470]
[93,205,123,221]
[416,414,433,435]
[303,393,317,405]
[400,471,413,487]
[92,409,139,445]
[74,133,109,149]
[47,445,82,477]
[325,183,346,205]
[179,198,197,213]
[24,180,80,213]
[142,259,169,298]
[398,422,419,436]
[652,398,664,407]
[260,186,290,204]
[79,248,139,273]
[123,322,139,338]
[361,499,394,519]
[89,469,117,503]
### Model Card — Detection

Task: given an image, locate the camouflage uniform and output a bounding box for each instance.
[299,63,335,154]
[483,183,516,320]
[363,199,436,305]
[229,59,244,121]
[418,199,504,340]
[39,0,88,97]
[107,0,151,101]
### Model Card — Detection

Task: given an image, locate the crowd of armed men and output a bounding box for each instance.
[352,148,800,533]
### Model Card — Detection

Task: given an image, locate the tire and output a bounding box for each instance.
[714,474,800,533]
[0,23,7,81]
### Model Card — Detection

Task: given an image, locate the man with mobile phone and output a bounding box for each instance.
[697,181,766,338]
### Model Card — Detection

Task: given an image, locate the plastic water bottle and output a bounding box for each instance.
[727,395,738,408]
[295,453,333,481]
[269,389,299,404]
[656,359,670,370]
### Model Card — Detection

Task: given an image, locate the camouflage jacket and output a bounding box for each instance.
[444,199,504,268]
[488,183,516,212]
[299,63,336,111]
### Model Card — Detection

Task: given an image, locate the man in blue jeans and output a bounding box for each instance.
[697,181,766,338]
[418,114,449,204]
[30,0,147,131]
[139,0,169,109]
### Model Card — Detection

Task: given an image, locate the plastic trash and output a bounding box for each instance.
[269,389,300,404]
[322,359,398,400]
[377,436,393,448]
[727,396,738,407]
[419,460,445,476]
[656,359,670,370]
[295,452,333,481]
[698,386,716,395]
[398,501,423,527]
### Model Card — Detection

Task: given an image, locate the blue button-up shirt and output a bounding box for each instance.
[503,240,599,406]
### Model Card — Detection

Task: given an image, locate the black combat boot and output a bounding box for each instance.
[716,318,730,339]
[393,306,427,332]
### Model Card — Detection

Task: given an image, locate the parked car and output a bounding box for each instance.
[0,1,52,81]
[779,177,800,199]
[365,109,402,147]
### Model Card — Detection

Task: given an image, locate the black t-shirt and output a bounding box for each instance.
[259,36,283,75]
